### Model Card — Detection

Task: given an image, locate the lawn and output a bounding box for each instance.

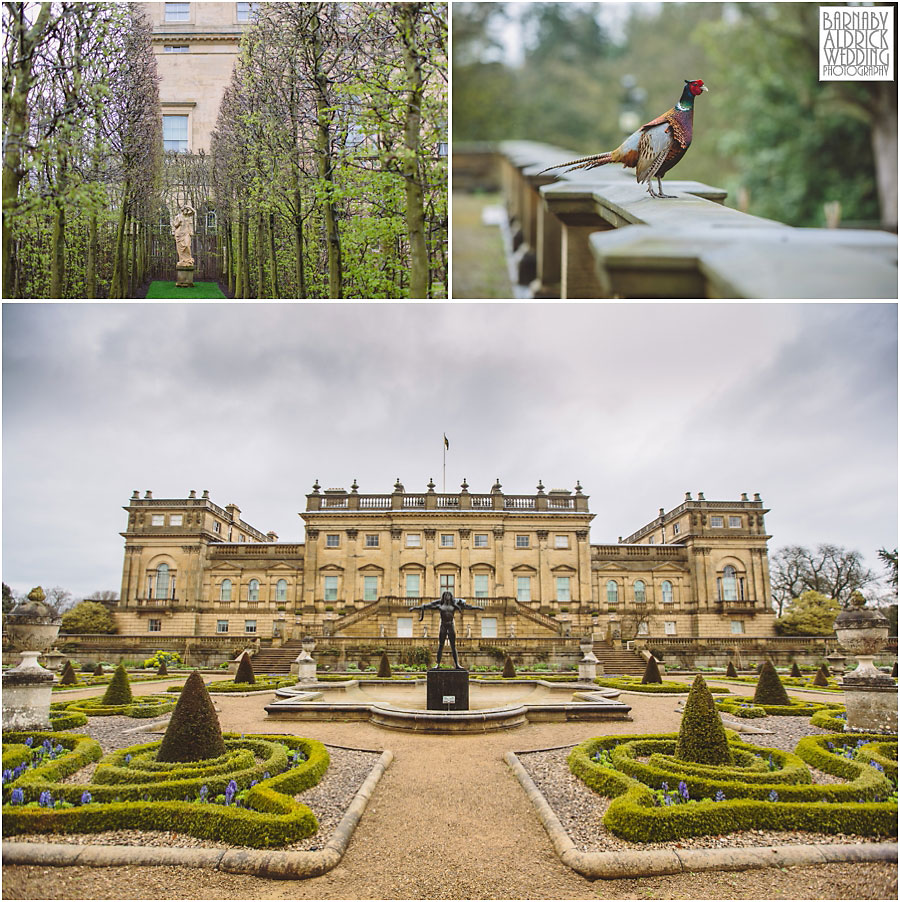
[144,280,226,299]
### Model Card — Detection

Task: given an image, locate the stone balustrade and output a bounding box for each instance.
[483,140,897,299]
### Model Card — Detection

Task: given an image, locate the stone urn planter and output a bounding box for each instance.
[833,593,895,733]
[291,635,318,682]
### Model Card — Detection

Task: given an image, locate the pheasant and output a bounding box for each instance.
[540,79,708,198]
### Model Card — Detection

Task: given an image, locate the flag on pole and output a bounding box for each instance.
[444,434,449,450]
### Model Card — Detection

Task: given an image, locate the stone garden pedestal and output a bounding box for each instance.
[175,265,195,288]
[427,668,469,711]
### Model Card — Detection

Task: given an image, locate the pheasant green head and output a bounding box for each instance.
[678,79,708,109]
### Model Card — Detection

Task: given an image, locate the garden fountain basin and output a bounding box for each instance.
[265,678,632,732]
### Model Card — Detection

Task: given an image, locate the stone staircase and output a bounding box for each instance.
[592,641,647,677]
[249,640,305,675]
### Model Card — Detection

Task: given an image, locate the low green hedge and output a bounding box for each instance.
[2,743,33,771]
[716,696,835,717]
[48,710,89,730]
[594,677,730,695]
[2,732,103,794]
[722,674,842,691]
[810,707,847,731]
[166,677,295,694]
[58,695,175,718]
[567,732,897,842]
[2,732,329,849]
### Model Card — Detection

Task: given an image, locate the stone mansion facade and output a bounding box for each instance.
[112,481,778,642]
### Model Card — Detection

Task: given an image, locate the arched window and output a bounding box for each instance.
[722,565,738,601]
[275,579,287,602]
[248,579,260,601]
[154,564,169,600]
[661,580,673,603]
[606,580,618,604]
[634,580,646,603]
[220,579,232,601]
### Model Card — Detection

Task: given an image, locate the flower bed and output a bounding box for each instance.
[167,677,296,694]
[595,677,730,695]
[2,730,329,848]
[716,696,839,717]
[567,730,897,842]
[810,706,848,731]
[54,695,176,719]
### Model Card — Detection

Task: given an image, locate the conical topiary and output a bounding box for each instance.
[812,666,830,687]
[59,660,78,685]
[377,651,392,678]
[157,671,226,763]
[726,660,738,678]
[790,660,802,678]
[821,662,830,677]
[101,662,133,705]
[641,655,662,684]
[891,660,897,679]
[675,675,733,766]
[157,658,168,676]
[753,659,790,706]
[93,663,104,677]
[502,655,517,679]
[234,652,256,685]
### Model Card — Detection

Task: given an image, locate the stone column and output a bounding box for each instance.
[303,529,320,609]
[424,529,436,597]
[345,529,359,602]
[576,529,591,607]
[459,529,471,597]
[536,530,551,604]
[493,527,506,596]
[389,528,402,595]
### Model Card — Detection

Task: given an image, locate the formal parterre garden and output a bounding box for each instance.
[567,673,897,843]
[3,671,329,849]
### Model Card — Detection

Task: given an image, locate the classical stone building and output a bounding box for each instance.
[141,1,257,153]
[113,481,777,644]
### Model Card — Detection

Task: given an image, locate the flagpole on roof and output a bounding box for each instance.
[443,433,448,493]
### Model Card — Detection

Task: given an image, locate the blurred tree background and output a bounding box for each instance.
[453,2,896,230]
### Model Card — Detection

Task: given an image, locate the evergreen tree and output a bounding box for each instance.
[753,660,790,706]
[101,662,132,705]
[59,660,78,685]
[812,666,830,687]
[726,660,738,678]
[641,655,662,684]
[234,652,256,685]
[790,660,802,678]
[675,675,733,766]
[502,655,517,679]
[157,671,226,763]
[377,651,392,678]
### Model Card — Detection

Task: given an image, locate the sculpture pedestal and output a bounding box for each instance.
[2,652,55,731]
[175,266,195,288]
[841,670,897,733]
[426,668,469,711]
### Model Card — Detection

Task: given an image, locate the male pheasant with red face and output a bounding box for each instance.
[541,79,708,197]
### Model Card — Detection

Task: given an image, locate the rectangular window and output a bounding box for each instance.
[648,536,655,544]
[165,2,190,22]
[169,514,183,526]
[480,617,497,638]
[239,535,245,542]
[363,575,378,602]
[439,573,455,594]
[515,535,530,548]
[554,534,569,549]
[151,514,165,526]
[236,1,258,22]
[664,621,677,635]
[405,573,420,598]
[710,516,724,528]
[163,114,189,152]
[673,522,681,535]
[365,534,379,547]
[148,618,161,632]
[730,620,745,635]
[213,521,221,533]
[406,533,421,548]
[473,533,489,548]
[728,516,742,528]
[397,617,413,638]
[325,534,340,547]
[556,577,571,602]
[216,620,228,633]
[516,576,531,602]
[244,620,257,634]
[473,573,489,598]
[164,44,189,52]
[440,533,454,548]
[323,575,338,602]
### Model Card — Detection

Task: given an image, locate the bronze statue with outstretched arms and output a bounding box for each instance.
[409,591,474,670]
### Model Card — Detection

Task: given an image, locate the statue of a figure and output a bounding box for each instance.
[172,204,195,267]
[410,591,474,670]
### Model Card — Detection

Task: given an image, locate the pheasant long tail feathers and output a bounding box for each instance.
[538,151,614,176]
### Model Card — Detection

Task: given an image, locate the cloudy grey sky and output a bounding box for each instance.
[3,302,896,600]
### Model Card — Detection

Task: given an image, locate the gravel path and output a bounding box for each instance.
[4,686,897,900]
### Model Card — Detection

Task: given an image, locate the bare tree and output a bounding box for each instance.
[770,544,876,612]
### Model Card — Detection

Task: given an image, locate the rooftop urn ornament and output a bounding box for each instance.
[2,587,62,730]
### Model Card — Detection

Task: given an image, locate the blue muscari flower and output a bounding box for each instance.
[826,741,834,750]
[856,739,866,747]
[263,771,270,780]
[80,791,92,805]
[25,738,33,748]
[870,760,884,772]
[199,784,209,801]
[13,764,26,779]
[715,790,726,802]
[224,779,238,805]
[250,780,258,787]
[678,780,689,801]
[124,754,132,764]
[768,790,778,802]
[42,739,51,751]
[9,788,25,806]
[660,782,669,793]
[39,790,53,808]
[2,769,13,785]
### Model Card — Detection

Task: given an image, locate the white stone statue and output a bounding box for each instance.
[172,204,196,267]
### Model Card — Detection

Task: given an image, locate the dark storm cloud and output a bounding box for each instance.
[2,303,896,598]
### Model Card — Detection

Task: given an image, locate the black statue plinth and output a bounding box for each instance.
[426,668,469,711]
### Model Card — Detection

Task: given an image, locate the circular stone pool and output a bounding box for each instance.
[264,678,632,733]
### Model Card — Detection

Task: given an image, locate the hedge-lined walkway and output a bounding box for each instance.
[4,685,896,900]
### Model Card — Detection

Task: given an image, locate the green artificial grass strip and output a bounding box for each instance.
[144,280,226,299]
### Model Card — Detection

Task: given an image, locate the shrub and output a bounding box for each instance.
[157,659,168,676]
[157,671,226,763]
[398,646,431,669]
[502,656,517,679]
[892,661,897,679]
[821,662,831,677]
[641,656,662,685]
[142,650,182,670]
[594,677,727,695]
[93,663,104,677]
[58,661,78,685]
[726,661,738,678]
[60,600,116,634]
[790,661,803,678]
[675,675,733,766]
[753,660,790,707]
[810,707,847,731]
[234,653,256,686]
[478,645,506,663]
[813,666,830,687]
[377,651,392,678]
[101,664,132,706]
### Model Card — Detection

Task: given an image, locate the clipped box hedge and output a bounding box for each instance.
[57,694,175,719]
[167,677,295,694]
[716,696,837,717]
[594,677,730,695]
[810,707,847,731]
[2,731,330,849]
[568,731,897,842]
